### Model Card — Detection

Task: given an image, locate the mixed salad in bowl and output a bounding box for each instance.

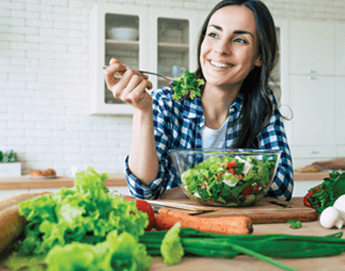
[169,149,282,207]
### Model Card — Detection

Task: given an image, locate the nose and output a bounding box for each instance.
[214,39,230,55]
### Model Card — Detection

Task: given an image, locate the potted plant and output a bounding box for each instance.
[0,150,21,177]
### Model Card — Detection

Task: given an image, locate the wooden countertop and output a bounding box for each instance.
[293,170,337,181]
[1,196,344,270]
[151,190,345,270]
[0,173,127,190]
[0,171,333,191]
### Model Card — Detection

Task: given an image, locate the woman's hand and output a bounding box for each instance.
[103,58,153,112]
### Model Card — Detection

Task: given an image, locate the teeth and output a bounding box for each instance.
[210,61,232,68]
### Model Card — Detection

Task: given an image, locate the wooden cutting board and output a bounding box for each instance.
[156,188,318,224]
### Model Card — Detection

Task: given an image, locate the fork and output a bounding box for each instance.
[103,66,174,84]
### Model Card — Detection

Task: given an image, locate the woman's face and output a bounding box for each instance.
[200,5,262,90]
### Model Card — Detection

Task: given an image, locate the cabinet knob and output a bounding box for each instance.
[308,77,318,80]
[309,70,317,74]
[310,150,320,154]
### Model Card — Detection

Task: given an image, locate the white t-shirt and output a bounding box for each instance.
[200,117,229,148]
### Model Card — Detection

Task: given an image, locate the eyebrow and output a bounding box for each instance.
[209,24,254,39]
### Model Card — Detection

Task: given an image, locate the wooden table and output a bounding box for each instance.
[148,190,345,271]
[1,191,345,270]
[148,218,345,271]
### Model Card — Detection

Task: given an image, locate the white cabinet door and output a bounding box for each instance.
[336,77,345,144]
[337,146,345,156]
[148,7,199,90]
[198,11,208,29]
[89,3,202,114]
[289,75,336,146]
[89,3,149,115]
[335,24,345,75]
[289,21,335,76]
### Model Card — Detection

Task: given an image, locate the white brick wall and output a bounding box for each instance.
[1,0,344,176]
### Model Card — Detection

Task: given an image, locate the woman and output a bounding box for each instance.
[103,0,294,201]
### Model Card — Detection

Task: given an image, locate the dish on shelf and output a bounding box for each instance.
[107,27,139,41]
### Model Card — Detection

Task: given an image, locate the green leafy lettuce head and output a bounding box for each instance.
[17,167,148,256]
[45,230,152,271]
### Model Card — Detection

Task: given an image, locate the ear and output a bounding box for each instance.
[254,55,262,67]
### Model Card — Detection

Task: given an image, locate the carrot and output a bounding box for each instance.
[0,192,53,255]
[154,208,253,235]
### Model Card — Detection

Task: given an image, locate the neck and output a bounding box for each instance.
[201,83,240,130]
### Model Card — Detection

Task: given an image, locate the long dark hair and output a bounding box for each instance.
[195,0,279,148]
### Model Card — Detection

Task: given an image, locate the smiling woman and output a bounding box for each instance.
[103,0,293,201]
[199,5,262,95]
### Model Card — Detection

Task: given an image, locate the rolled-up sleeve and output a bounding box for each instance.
[258,107,294,201]
[124,88,181,199]
[124,155,169,199]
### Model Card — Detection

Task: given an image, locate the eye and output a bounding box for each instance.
[207,32,219,38]
[234,37,247,44]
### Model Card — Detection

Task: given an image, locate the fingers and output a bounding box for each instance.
[103,58,153,110]
[109,58,120,65]
[103,58,151,90]
[103,60,127,89]
[113,69,152,100]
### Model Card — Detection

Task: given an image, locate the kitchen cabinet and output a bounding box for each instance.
[89,3,149,115]
[336,77,345,145]
[289,75,336,146]
[286,20,345,169]
[148,7,199,90]
[288,20,335,76]
[273,19,289,110]
[89,3,199,115]
[338,146,345,156]
[336,24,345,75]
[288,75,337,168]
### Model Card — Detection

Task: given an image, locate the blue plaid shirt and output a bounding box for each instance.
[125,87,294,201]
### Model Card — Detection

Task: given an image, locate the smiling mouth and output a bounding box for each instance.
[210,60,233,69]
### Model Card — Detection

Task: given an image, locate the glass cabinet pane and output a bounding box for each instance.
[104,14,139,104]
[270,27,282,105]
[157,18,189,89]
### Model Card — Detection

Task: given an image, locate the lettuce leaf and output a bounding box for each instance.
[16,167,148,256]
[45,230,152,271]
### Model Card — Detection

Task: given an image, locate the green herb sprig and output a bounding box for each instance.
[307,172,345,213]
[287,219,302,229]
[140,228,345,270]
[172,71,204,100]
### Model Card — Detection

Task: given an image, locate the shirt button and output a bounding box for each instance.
[230,107,236,113]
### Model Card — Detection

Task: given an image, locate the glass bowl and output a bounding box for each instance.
[169,148,282,207]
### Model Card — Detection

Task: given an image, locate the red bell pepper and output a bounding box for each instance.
[226,160,236,169]
[125,196,155,231]
[242,185,253,196]
[303,185,327,208]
